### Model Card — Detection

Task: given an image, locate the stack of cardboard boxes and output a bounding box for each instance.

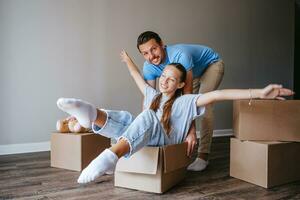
[50,132,192,193]
[51,99,300,192]
[230,100,300,188]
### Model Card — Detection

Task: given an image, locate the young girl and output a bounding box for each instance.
[57,51,293,184]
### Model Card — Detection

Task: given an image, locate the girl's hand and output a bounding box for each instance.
[120,50,131,64]
[260,84,294,100]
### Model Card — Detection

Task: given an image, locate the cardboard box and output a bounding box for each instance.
[114,143,191,193]
[230,138,300,188]
[233,100,300,142]
[51,133,110,171]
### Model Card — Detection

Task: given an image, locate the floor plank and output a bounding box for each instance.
[1,136,300,200]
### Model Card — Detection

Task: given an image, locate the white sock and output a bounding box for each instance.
[57,98,97,128]
[105,169,115,175]
[77,149,118,184]
[187,158,208,171]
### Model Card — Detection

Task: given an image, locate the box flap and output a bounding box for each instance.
[163,143,191,173]
[116,146,159,174]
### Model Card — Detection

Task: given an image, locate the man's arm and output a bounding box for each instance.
[185,120,197,157]
[183,69,196,156]
[183,70,193,94]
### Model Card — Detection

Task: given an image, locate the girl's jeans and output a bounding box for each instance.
[92,109,176,157]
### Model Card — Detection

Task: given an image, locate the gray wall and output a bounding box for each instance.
[0,0,294,145]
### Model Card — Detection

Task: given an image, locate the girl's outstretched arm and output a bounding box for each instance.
[196,84,294,107]
[120,50,147,95]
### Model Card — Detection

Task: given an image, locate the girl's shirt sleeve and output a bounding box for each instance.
[172,94,205,121]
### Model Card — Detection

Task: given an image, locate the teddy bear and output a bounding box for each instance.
[56,116,91,133]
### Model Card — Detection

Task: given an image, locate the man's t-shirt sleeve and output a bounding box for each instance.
[174,51,194,71]
[143,64,157,80]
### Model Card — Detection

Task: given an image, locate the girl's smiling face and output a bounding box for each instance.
[158,65,185,97]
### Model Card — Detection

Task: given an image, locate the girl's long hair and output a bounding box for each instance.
[149,63,187,136]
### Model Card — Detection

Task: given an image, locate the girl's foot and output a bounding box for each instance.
[57,98,97,128]
[77,149,118,184]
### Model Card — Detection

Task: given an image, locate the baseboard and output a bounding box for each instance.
[196,129,233,138]
[0,129,233,155]
[213,129,233,137]
[0,141,50,155]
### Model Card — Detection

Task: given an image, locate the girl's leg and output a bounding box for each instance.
[77,109,166,184]
[92,109,134,139]
[57,98,134,139]
[94,109,107,127]
[117,109,166,157]
[110,138,130,158]
[57,98,136,184]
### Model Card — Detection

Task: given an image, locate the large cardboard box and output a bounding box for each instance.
[51,133,110,171]
[230,138,300,188]
[233,100,300,142]
[114,143,191,193]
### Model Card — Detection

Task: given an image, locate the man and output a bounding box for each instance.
[137,31,224,171]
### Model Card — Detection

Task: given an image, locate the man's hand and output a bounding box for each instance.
[185,121,197,157]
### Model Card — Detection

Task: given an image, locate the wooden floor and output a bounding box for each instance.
[1,136,300,200]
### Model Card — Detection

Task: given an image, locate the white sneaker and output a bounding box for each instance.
[187,158,208,171]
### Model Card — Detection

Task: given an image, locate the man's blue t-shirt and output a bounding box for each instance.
[143,44,220,80]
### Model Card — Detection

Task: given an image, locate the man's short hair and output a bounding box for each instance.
[137,31,162,51]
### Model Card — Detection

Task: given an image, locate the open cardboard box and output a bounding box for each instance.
[51,133,110,171]
[115,142,192,193]
[233,100,300,142]
[230,138,300,188]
